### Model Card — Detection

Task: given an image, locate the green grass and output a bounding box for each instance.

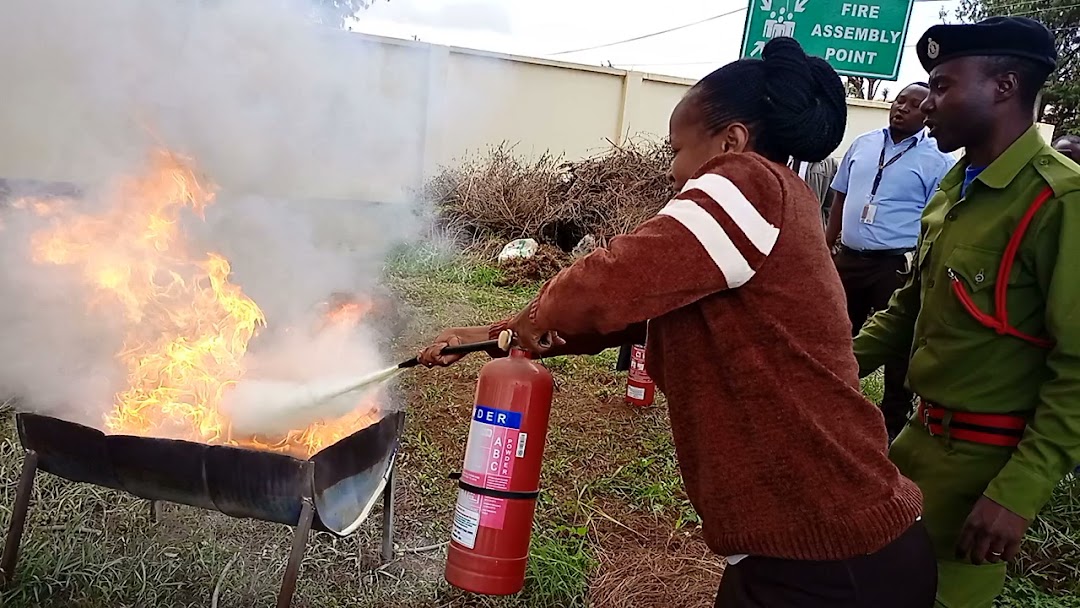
[998,577,1080,608]
[1011,474,1080,601]
[0,413,323,608]
[591,427,701,531]
[383,243,536,328]
[383,247,607,606]
[0,247,587,608]
[3,253,1078,608]
[523,525,595,608]
[859,369,885,405]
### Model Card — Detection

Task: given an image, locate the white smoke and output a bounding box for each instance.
[363,0,514,34]
[0,201,128,427]
[0,0,437,436]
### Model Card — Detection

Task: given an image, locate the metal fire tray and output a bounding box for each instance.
[1,410,405,608]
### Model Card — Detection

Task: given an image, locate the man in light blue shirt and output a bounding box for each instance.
[1053,134,1080,163]
[824,82,955,440]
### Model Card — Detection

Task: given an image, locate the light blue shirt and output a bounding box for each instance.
[962,165,985,197]
[831,128,955,251]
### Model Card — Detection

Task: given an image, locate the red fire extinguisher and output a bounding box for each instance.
[624,343,655,407]
[445,344,555,596]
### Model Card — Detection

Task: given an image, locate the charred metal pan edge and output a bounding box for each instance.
[14,410,405,535]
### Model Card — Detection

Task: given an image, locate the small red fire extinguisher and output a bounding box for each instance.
[445,337,555,596]
[623,343,655,407]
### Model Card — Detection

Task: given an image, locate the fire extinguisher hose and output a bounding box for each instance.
[223,331,515,436]
[398,330,514,368]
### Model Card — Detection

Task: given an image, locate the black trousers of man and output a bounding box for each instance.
[714,521,937,607]
[833,246,914,439]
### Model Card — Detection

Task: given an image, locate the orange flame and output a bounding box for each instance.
[27,151,381,458]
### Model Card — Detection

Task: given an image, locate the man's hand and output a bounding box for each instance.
[956,495,1030,565]
[824,191,845,249]
[507,305,564,356]
[417,326,492,367]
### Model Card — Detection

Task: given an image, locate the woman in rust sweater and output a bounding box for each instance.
[419,37,934,607]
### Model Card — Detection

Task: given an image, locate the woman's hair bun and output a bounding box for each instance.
[760,37,847,162]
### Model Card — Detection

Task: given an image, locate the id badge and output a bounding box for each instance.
[861,203,877,225]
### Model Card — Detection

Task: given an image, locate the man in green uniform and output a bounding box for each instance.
[853,16,1080,608]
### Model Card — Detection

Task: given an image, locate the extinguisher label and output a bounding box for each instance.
[627,385,646,400]
[451,504,481,549]
[628,345,651,382]
[453,404,522,537]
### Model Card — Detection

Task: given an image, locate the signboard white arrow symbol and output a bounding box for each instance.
[761,0,772,10]
[751,41,766,57]
[794,0,809,12]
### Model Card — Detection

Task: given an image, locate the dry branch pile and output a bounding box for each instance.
[424,139,673,252]
[493,244,572,287]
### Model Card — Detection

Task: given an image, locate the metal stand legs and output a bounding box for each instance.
[1,453,397,607]
[275,467,396,608]
[277,498,315,608]
[381,468,395,562]
[1,451,39,587]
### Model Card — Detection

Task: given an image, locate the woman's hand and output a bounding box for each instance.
[507,306,565,356]
[418,326,492,367]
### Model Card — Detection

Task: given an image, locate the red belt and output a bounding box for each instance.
[917,400,1026,448]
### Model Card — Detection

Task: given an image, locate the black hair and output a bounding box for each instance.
[688,37,847,163]
[980,56,1052,110]
[893,82,929,102]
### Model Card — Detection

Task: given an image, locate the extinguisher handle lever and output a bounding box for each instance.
[496,329,513,351]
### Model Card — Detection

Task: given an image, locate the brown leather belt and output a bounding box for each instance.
[917,400,1026,448]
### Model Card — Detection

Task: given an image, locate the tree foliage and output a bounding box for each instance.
[845,76,887,101]
[312,0,382,27]
[955,0,1080,135]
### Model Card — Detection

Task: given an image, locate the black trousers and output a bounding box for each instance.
[833,248,914,438]
[715,521,937,608]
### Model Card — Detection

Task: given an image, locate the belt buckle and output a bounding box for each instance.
[921,402,936,437]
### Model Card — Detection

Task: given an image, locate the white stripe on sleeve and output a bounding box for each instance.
[658,199,755,287]
[681,173,780,257]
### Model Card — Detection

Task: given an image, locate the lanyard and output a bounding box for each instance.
[869,131,918,201]
[947,186,1056,349]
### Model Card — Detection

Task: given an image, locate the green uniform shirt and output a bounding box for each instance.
[854,125,1080,521]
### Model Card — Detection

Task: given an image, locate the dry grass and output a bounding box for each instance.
[0,252,718,608]
[425,139,672,252]
[590,529,719,608]
[2,253,1077,608]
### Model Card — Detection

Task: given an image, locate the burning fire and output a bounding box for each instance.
[25,150,380,458]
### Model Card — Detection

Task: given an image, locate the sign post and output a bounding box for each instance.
[740,0,916,80]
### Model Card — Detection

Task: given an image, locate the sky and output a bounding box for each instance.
[347,0,960,99]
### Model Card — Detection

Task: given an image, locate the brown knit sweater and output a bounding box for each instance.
[490,153,922,561]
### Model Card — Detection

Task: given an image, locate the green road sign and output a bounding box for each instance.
[740,0,916,80]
